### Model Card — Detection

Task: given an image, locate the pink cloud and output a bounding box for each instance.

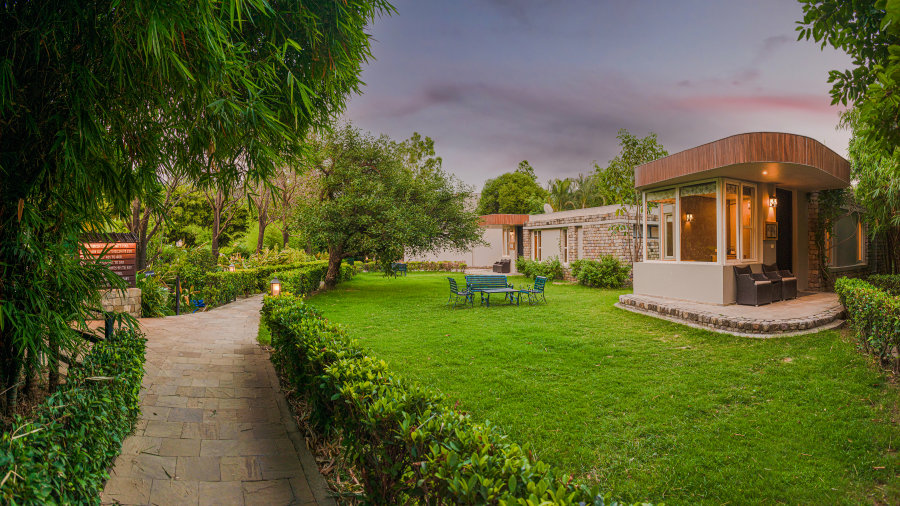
[678,94,840,114]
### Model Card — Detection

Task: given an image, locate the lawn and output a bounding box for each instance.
[305,272,899,505]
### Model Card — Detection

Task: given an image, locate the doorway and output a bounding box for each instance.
[775,188,793,270]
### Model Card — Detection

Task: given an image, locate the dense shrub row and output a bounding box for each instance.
[0,330,146,504]
[866,274,900,296]
[262,294,648,505]
[570,257,632,288]
[359,260,467,273]
[835,277,900,372]
[516,256,565,281]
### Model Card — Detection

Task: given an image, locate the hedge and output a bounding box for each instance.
[835,277,900,372]
[261,294,650,505]
[866,274,900,297]
[0,329,146,504]
[359,260,467,273]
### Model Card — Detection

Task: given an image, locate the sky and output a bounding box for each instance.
[341,0,853,188]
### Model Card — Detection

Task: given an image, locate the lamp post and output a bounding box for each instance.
[270,277,282,297]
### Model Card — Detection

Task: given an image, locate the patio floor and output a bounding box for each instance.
[617,291,845,337]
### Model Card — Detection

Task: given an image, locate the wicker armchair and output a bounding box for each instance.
[762,263,798,300]
[734,265,773,306]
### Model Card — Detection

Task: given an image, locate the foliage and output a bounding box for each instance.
[843,111,900,273]
[812,189,849,288]
[0,329,146,504]
[867,273,900,295]
[570,257,631,288]
[0,0,393,412]
[261,294,643,505]
[516,256,564,281]
[547,178,575,212]
[477,164,548,215]
[308,272,900,504]
[835,277,900,373]
[297,124,483,288]
[359,260,467,273]
[593,129,668,206]
[136,274,173,318]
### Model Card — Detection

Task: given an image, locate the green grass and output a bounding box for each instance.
[307,272,899,505]
[257,319,271,346]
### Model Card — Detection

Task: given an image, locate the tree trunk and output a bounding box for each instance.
[48,333,59,393]
[282,226,290,249]
[324,246,343,289]
[211,191,222,260]
[22,347,34,399]
[256,205,269,254]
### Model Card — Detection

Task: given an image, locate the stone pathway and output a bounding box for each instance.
[101,295,331,506]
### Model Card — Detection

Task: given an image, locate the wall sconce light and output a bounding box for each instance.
[769,196,778,208]
[685,213,694,223]
[228,263,236,272]
[270,277,281,297]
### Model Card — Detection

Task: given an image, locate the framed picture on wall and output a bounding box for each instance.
[765,222,778,240]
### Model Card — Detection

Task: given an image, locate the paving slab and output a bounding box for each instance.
[101,295,331,505]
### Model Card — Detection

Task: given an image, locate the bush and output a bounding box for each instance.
[261,295,647,505]
[358,260,466,273]
[0,330,146,504]
[516,256,564,281]
[866,274,900,296]
[137,274,173,317]
[570,257,632,288]
[835,277,900,372]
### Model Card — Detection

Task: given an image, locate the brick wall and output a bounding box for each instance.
[524,207,640,281]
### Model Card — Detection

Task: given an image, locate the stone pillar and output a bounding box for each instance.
[100,288,143,318]
[807,192,822,291]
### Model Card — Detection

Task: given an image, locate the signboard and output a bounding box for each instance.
[81,242,137,287]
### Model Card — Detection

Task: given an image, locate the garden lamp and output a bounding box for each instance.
[270,277,281,297]
[228,263,236,272]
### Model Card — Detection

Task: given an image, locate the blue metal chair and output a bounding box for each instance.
[522,276,548,305]
[447,277,473,308]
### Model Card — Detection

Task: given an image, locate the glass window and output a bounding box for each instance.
[680,182,717,262]
[832,212,866,267]
[646,188,675,260]
[741,185,755,260]
[533,231,542,261]
[725,183,738,260]
[561,230,568,263]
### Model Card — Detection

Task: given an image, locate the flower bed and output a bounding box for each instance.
[261,294,643,505]
[0,330,146,504]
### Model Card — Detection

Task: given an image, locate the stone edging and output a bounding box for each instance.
[617,294,846,337]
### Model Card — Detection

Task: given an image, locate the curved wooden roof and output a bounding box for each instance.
[635,132,850,190]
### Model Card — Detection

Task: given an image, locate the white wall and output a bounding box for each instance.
[405,225,506,268]
[633,262,729,305]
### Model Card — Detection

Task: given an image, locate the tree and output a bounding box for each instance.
[297,125,483,287]
[572,173,601,208]
[546,178,575,212]
[270,167,305,248]
[126,168,187,271]
[0,0,393,413]
[248,182,277,254]
[476,162,548,215]
[593,129,668,206]
[205,182,245,260]
[593,129,668,263]
[844,113,900,273]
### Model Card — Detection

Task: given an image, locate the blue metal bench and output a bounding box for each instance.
[465,274,520,306]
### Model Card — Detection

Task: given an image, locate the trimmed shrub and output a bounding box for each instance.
[517,256,564,281]
[866,274,900,296]
[570,257,632,288]
[262,295,648,505]
[0,330,146,504]
[835,277,900,372]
